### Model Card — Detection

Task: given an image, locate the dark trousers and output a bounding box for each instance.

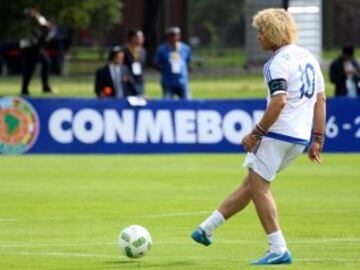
[21,46,51,94]
[162,83,191,99]
[133,82,145,96]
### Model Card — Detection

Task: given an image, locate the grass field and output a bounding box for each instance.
[0,154,359,270]
[0,73,335,99]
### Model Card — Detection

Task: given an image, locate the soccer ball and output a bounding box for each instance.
[118,225,152,258]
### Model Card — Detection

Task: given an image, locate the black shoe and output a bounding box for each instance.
[43,87,52,93]
[21,91,30,96]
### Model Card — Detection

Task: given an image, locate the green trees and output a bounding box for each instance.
[191,0,245,49]
[0,0,122,39]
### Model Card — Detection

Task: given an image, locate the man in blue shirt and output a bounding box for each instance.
[154,27,192,99]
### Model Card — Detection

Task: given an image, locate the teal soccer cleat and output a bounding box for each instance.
[251,250,292,265]
[191,227,212,246]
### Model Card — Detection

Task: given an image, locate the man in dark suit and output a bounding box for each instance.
[20,8,53,95]
[95,46,133,98]
[329,45,360,97]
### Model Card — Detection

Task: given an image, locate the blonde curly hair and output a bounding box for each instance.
[252,8,298,47]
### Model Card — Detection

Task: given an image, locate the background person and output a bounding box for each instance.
[154,26,192,99]
[124,29,147,97]
[20,8,53,95]
[330,45,360,97]
[191,8,326,265]
[94,46,133,98]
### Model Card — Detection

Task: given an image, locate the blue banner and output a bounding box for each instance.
[0,96,359,154]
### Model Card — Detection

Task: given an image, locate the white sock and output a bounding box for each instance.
[200,210,225,235]
[268,230,287,254]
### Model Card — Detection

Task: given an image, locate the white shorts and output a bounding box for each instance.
[243,137,306,182]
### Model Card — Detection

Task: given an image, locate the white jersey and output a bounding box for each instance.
[263,44,325,145]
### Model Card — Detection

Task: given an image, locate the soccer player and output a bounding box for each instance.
[191,8,326,265]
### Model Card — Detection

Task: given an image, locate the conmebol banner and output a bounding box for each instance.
[0,97,359,154]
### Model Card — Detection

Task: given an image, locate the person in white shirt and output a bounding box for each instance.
[124,29,147,96]
[191,8,326,265]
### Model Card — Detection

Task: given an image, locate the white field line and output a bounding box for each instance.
[0,242,117,248]
[0,212,210,222]
[0,251,116,258]
[0,216,94,222]
[289,238,360,244]
[1,238,359,248]
[143,209,360,218]
[143,211,209,218]
[0,218,17,222]
[297,209,360,214]
[297,258,360,263]
[1,208,359,222]
[188,238,360,245]
[0,251,359,263]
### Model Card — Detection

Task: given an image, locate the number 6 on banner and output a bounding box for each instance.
[325,116,339,138]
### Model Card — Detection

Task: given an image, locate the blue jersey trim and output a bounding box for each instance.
[265,54,276,81]
[265,132,309,145]
[264,61,271,81]
[265,59,273,81]
[265,49,282,83]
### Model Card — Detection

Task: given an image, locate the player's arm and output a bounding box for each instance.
[257,93,287,131]
[242,79,287,152]
[308,92,326,163]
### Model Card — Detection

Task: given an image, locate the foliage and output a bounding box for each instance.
[191,0,245,49]
[0,0,122,39]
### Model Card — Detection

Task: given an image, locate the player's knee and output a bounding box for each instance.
[248,181,261,196]
[248,173,269,196]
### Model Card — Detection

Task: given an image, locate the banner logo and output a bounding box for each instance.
[0,96,40,154]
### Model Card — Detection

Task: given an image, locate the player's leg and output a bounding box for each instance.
[245,139,306,265]
[248,169,283,244]
[248,169,292,265]
[218,174,252,219]
[191,174,252,246]
[250,143,305,265]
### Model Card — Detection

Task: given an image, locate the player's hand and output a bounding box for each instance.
[345,69,354,76]
[27,8,39,17]
[307,142,322,163]
[241,133,260,152]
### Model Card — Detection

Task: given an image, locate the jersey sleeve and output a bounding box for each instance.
[265,54,289,96]
[316,65,325,93]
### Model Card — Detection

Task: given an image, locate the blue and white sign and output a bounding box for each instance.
[1,97,359,154]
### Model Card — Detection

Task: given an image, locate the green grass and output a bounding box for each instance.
[0,154,359,270]
[67,47,350,64]
[0,72,335,99]
[56,47,351,76]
